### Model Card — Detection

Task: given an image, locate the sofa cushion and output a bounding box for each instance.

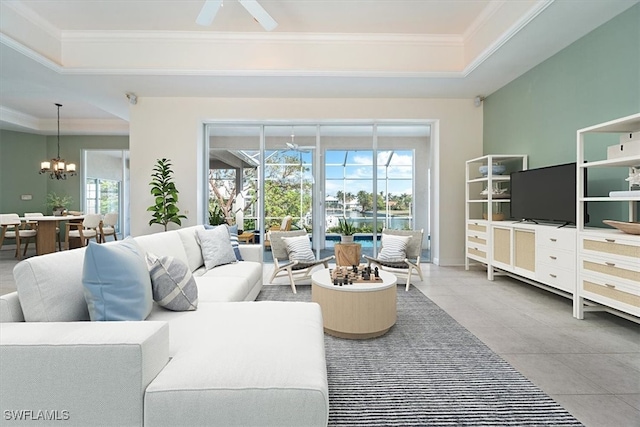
[83,239,153,321]
[147,254,198,311]
[195,260,263,302]
[144,302,329,427]
[135,230,190,268]
[282,234,316,262]
[194,276,252,302]
[176,225,205,272]
[14,247,90,322]
[196,226,237,270]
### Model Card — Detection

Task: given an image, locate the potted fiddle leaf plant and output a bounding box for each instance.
[148,158,187,231]
[338,217,356,243]
[46,192,72,216]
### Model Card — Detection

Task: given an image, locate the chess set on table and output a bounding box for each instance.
[329,264,382,286]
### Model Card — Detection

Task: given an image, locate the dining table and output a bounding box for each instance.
[21,215,85,255]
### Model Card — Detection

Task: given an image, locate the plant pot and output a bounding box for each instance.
[52,207,65,216]
[340,235,354,244]
[483,212,505,221]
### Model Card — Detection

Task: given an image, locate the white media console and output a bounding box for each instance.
[465,114,640,322]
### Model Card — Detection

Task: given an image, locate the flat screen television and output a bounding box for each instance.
[510,162,586,225]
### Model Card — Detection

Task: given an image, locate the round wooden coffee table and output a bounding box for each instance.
[311,269,397,339]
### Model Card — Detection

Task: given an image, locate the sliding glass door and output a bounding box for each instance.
[204,121,431,262]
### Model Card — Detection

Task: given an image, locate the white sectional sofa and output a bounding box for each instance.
[0,225,329,427]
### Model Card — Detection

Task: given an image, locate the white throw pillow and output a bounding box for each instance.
[196,226,237,270]
[282,234,316,263]
[378,234,411,263]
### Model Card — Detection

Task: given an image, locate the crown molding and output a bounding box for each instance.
[462,0,554,76]
[0,105,129,135]
[2,0,61,41]
[3,32,463,78]
[61,30,463,46]
[0,33,63,72]
[0,105,39,130]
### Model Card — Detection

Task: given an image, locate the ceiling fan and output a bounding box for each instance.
[285,128,315,152]
[196,0,278,31]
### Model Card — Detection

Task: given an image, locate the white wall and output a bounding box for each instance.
[129,98,483,266]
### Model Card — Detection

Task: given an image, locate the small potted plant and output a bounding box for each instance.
[338,217,356,243]
[46,192,72,216]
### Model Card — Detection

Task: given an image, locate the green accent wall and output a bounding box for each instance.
[483,4,640,225]
[0,130,48,215]
[0,130,128,215]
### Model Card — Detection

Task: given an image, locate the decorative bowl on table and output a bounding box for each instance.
[479,164,506,176]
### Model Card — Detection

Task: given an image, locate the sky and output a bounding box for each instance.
[324,150,413,197]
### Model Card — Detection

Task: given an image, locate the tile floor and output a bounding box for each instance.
[1,246,639,427]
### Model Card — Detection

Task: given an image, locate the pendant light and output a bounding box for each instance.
[39,103,76,180]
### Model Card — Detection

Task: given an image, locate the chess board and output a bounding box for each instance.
[330,265,383,283]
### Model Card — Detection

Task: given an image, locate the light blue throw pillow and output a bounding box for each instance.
[82,238,153,321]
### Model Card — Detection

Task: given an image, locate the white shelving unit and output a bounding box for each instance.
[465,155,528,278]
[575,113,640,321]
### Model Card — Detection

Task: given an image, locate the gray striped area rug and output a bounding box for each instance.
[256,284,583,426]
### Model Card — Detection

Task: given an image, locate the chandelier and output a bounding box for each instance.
[40,103,76,180]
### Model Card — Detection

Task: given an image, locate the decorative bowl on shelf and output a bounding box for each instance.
[479,164,507,176]
[602,220,640,235]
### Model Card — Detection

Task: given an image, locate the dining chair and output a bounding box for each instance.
[24,212,62,252]
[65,214,102,249]
[0,213,38,259]
[100,212,118,242]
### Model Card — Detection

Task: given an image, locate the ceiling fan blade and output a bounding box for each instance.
[238,0,278,31]
[196,0,223,26]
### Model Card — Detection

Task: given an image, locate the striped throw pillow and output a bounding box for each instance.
[378,234,411,263]
[282,235,316,263]
[147,253,198,311]
[227,224,244,261]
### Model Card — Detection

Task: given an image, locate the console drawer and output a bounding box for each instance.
[537,246,575,270]
[580,277,640,315]
[468,234,486,246]
[581,256,640,285]
[537,227,576,252]
[467,245,487,262]
[467,221,487,234]
[536,264,575,293]
[581,234,640,261]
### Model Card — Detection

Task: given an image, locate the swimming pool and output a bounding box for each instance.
[324,235,379,249]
